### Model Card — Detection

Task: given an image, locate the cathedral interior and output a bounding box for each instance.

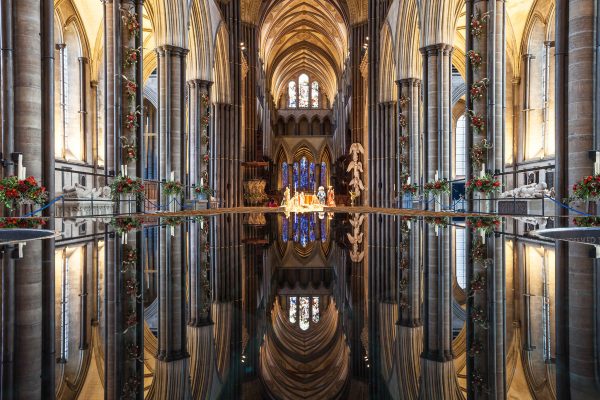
[1,0,600,399]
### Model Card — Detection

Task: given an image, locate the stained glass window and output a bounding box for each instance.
[289,296,297,324]
[298,74,309,108]
[293,162,299,191]
[288,81,297,108]
[282,162,289,188]
[299,297,310,330]
[311,81,319,108]
[299,157,309,190]
[321,218,327,242]
[282,216,289,242]
[312,297,320,323]
[309,162,315,191]
[320,162,327,186]
[300,215,309,247]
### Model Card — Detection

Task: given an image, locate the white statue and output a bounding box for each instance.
[282,187,291,206]
[347,143,365,198]
[499,181,554,199]
[316,186,326,205]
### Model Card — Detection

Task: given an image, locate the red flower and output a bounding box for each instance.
[493,181,500,187]
[25,176,37,185]
[6,189,19,198]
[476,180,482,187]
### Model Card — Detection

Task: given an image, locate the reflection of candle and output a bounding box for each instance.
[200,219,204,230]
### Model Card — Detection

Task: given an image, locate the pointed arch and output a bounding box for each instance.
[379,23,397,103]
[213,23,231,104]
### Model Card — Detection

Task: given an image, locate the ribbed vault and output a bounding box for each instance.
[260,299,350,399]
[259,0,348,104]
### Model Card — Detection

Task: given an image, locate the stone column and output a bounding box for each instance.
[419,43,460,400]
[40,0,56,397]
[555,1,599,398]
[154,44,191,399]
[157,45,188,184]
[187,79,211,194]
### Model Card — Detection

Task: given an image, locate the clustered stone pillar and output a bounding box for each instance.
[0,0,56,397]
[554,0,599,398]
[419,43,461,400]
[213,0,242,208]
[153,44,191,399]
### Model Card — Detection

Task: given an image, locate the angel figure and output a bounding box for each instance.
[347,143,365,196]
[347,213,365,262]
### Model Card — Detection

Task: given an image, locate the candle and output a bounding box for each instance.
[17,154,24,179]
[120,165,125,176]
[200,177,204,187]
[200,219,204,230]
[480,163,485,178]
[434,170,438,181]
[170,171,175,181]
[407,176,411,185]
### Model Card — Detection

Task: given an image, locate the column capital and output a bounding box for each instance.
[156,45,189,57]
[419,43,453,55]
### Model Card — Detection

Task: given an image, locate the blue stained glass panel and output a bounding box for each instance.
[300,215,309,247]
[320,162,327,186]
[309,163,315,192]
[282,216,289,243]
[282,162,289,188]
[299,157,309,190]
[293,162,299,190]
[321,218,327,242]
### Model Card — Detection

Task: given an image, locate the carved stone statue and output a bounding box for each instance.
[499,181,554,199]
[347,143,365,199]
[326,186,336,207]
[317,186,326,205]
[282,187,291,206]
[346,213,365,262]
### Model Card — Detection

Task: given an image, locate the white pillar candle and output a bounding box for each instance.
[200,177,204,187]
[407,176,411,185]
[480,163,485,178]
[17,154,24,179]
[170,171,175,181]
[434,170,438,181]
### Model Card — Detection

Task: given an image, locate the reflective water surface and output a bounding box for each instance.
[3,212,598,399]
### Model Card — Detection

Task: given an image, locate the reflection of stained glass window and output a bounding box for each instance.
[293,162,299,190]
[309,214,316,242]
[321,218,327,242]
[293,214,299,242]
[298,74,309,108]
[282,216,289,242]
[320,162,327,186]
[300,215,309,247]
[299,297,310,330]
[282,162,289,188]
[312,297,320,323]
[300,157,309,190]
[289,296,297,324]
[311,81,319,108]
[288,81,297,108]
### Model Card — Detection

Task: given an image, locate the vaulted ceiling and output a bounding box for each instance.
[258,0,350,103]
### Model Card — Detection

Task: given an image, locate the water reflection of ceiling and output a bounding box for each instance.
[261,299,349,399]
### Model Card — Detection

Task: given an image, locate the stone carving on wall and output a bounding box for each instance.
[347,213,365,262]
[347,143,365,197]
